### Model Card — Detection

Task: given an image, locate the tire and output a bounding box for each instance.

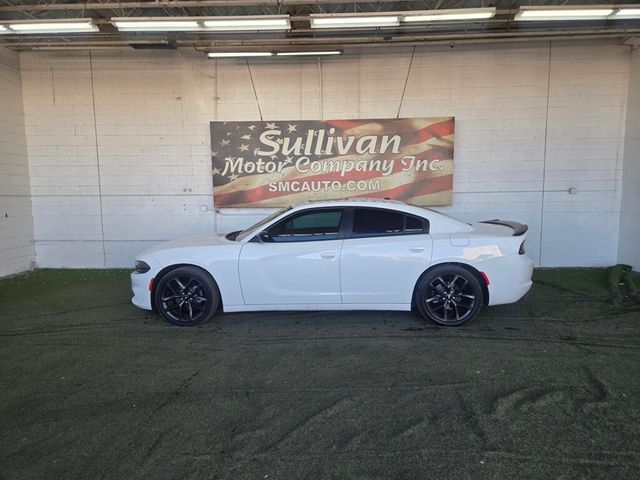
[415,265,483,327]
[154,266,220,327]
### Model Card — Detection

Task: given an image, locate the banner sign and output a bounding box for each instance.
[211,117,454,208]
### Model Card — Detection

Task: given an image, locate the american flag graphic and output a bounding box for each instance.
[211,117,454,208]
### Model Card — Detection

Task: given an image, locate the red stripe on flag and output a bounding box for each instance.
[400,119,454,147]
[215,171,453,207]
[330,119,454,156]
[352,174,452,201]
[214,154,450,206]
[214,148,452,206]
[325,119,373,131]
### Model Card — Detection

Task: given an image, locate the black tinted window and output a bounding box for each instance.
[405,215,423,232]
[269,209,342,242]
[353,209,404,234]
[352,209,425,236]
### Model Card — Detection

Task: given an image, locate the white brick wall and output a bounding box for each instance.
[543,42,629,266]
[19,40,630,268]
[619,49,640,270]
[0,47,34,276]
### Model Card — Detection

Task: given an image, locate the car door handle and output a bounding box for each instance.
[320,252,337,260]
[409,246,425,253]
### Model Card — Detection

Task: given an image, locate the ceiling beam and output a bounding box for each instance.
[0,0,424,14]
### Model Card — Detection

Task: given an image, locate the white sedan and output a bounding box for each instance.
[131,199,533,327]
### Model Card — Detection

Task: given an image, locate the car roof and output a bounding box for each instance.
[286,199,472,234]
[307,197,405,205]
[292,198,405,208]
[289,198,425,215]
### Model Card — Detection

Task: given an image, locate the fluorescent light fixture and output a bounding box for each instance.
[403,8,496,22]
[113,15,290,32]
[31,46,129,51]
[7,20,98,34]
[208,52,274,58]
[615,8,640,18]
[0,25,8,34]
[276,50,342,57]
[202,16,290,31]
[113,19,201,32]
[515,7,614,21]
[310,14,399,29]
[208,50,341,59]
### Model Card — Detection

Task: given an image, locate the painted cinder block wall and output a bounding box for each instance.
[17,40,630,269]
[618,48,640,271]
[0,47,34,276]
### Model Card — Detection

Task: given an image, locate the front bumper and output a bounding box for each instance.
[131,271,154,310]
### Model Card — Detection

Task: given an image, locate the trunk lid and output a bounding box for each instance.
[476,219,528,236]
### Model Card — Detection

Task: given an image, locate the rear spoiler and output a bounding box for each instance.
[480,219,528,236]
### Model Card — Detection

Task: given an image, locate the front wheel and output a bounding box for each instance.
[415,265,483,326]
[154,266,220,326]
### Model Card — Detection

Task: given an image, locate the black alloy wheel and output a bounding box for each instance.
[416,265,483,326]
[154,266,219,326]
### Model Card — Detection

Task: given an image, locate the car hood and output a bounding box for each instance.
[144,233,234,254]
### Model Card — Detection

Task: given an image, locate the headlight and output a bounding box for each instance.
[134,260,150,273]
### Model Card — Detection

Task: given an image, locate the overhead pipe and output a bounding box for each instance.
[6,28,639,51]
[12,34,632,51]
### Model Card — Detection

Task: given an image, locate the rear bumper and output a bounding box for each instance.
[484,254,534,306]
[131,271,153,310]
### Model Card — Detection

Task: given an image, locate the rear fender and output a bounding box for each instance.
[413,261,490,307]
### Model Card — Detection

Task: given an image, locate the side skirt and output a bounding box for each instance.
[223,303,412,313]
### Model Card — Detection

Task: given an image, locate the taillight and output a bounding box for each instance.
[519,242,526,255]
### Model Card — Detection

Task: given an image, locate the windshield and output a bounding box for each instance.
[235,206,292,241]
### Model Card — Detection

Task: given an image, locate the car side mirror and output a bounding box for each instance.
[256,231,271,243]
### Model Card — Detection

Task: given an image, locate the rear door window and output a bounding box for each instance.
[351,208,427,237]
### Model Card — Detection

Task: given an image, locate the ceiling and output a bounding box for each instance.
[1,1,639,51]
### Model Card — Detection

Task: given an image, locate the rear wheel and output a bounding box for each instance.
[154,266,219,326]
[416,265,483,326]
